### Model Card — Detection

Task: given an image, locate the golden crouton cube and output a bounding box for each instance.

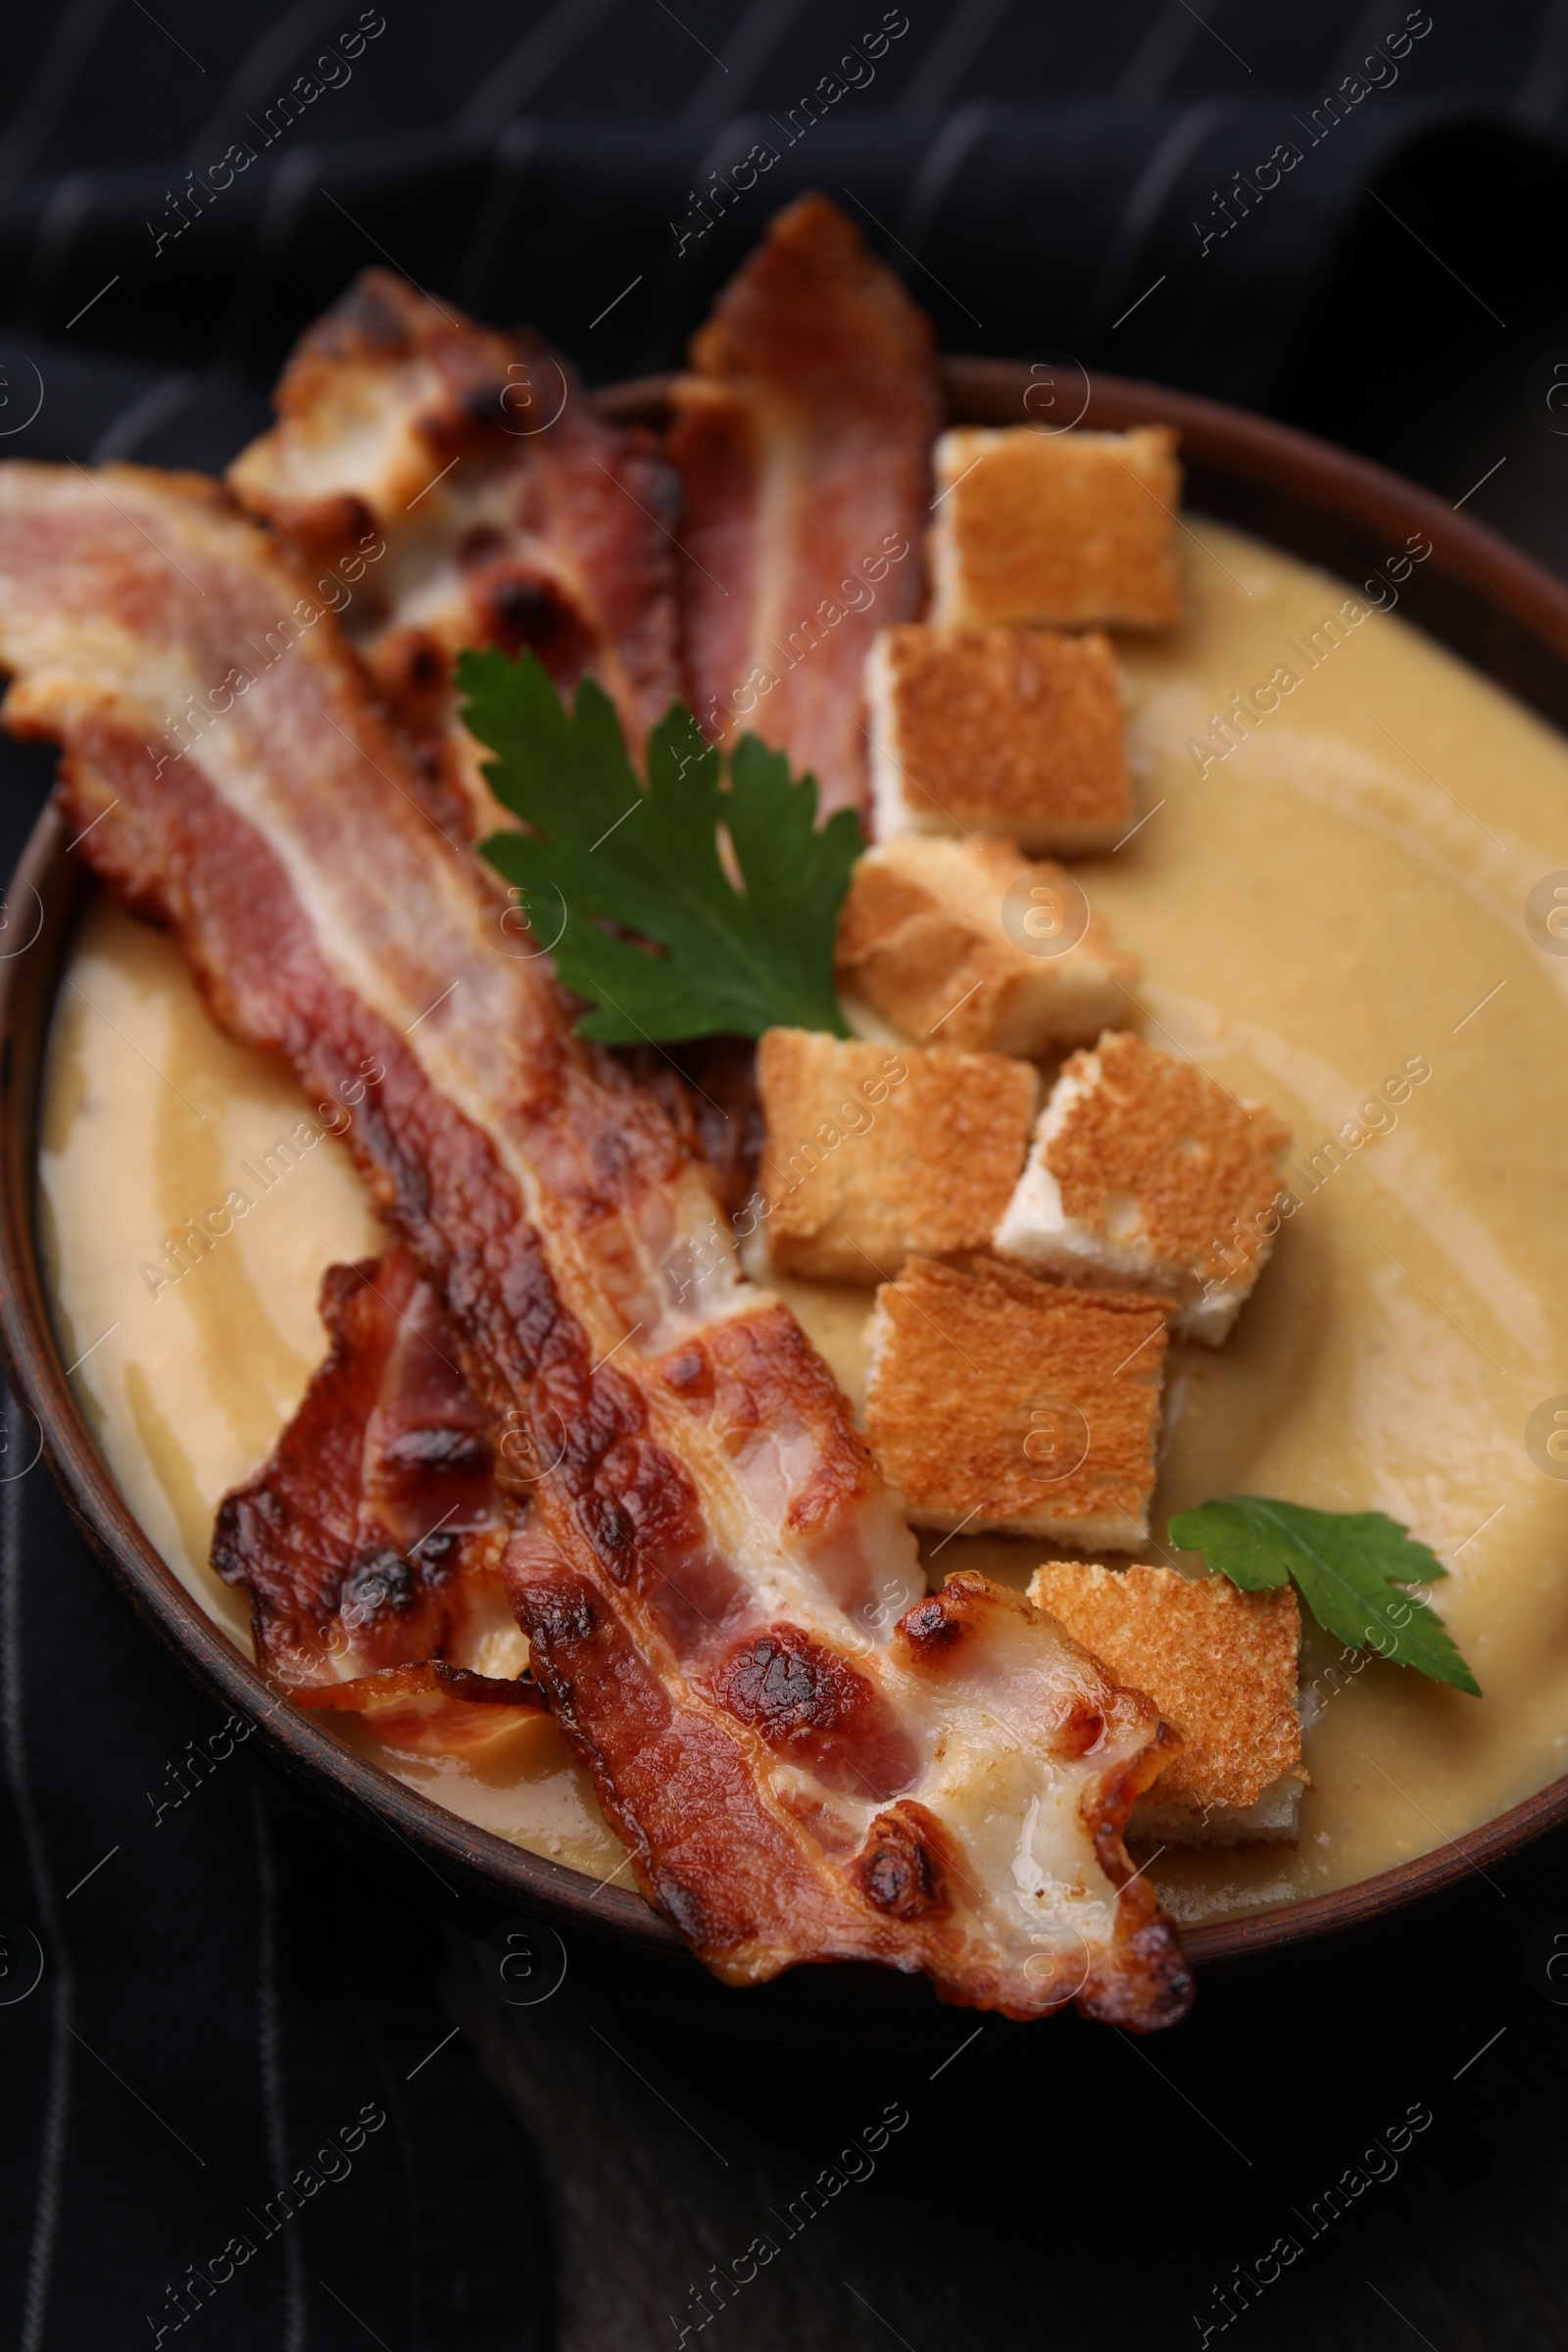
[1030,1561,1307,1844]
[867,623,1133,853]
[996,1030,1294,1343]
[756,1031,1037,1284]
[863,1255,1168,1547]
[929,423,1182,631]
[835,834,1142,1056]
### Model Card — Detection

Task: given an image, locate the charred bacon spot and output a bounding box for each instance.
[366,626,452,735]
[458,525,507,570]
[578,1492,635,1571]
[337,491,378,546]
[515,1575,598,1649]
[720,1631,820,1726]
[403,639,447,688]
[414,376,511,467]
[854,1806,948,1921]
[340,1545,416,1622]
[461,375,514,429]
[382,1425,490,1475]
[662,1348,708,1394]
[711,1626,917,1801]
[472,565,594,675]
[562,1406,716,1616]
[490,573,569,647]
[492,1234,575,1379]
[411,1529,460,1575]
[211,1489,271,1586]
[264,487,380,563]
[1078,1917,1195,2033]
[896,1595,960,1654]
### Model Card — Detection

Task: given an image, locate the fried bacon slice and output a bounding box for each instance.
[227,269,681,827]
[293,1663,547,1760]
[667,194,941,820]
[211,1245,540,1754]
[0,462,1190,2027]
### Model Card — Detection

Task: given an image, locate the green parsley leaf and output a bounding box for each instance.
[1166,1495,1481,1695]
[458,647,860,1044]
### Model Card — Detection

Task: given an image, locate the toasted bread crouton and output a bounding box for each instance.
[757,1031,1038,1284]
[863,1255,1167,1546]
[996,1030,1293,1343]
[836,834,1141,1057]
[1029,1561,1307,1844]
[866,623,1133,853]
[929,423,1183,632]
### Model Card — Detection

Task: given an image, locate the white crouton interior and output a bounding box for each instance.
[1130,1770,1303,1848]
[924,430,970,626]
[866,631,917,841]
[994,1049,1254,1342]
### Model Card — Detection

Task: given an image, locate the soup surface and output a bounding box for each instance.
[37,519,1568,1923]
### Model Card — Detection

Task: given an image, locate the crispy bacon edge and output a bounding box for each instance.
[227,268,682,821]
[211,1245,540,1755]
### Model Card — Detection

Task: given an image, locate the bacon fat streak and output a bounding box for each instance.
[0,464,1190,2026]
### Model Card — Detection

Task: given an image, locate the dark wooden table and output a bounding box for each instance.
[441,1826,1568,2352]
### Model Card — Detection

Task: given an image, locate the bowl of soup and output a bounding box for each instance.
[5,362,1568,2035]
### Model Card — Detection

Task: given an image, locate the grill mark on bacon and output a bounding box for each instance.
[710,1626,917,1802]
[0,460,1192,2026]
[855,1802,951,1922]
[667,194,941,819]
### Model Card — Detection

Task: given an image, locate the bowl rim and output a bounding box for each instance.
[5,358,1568,1999]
